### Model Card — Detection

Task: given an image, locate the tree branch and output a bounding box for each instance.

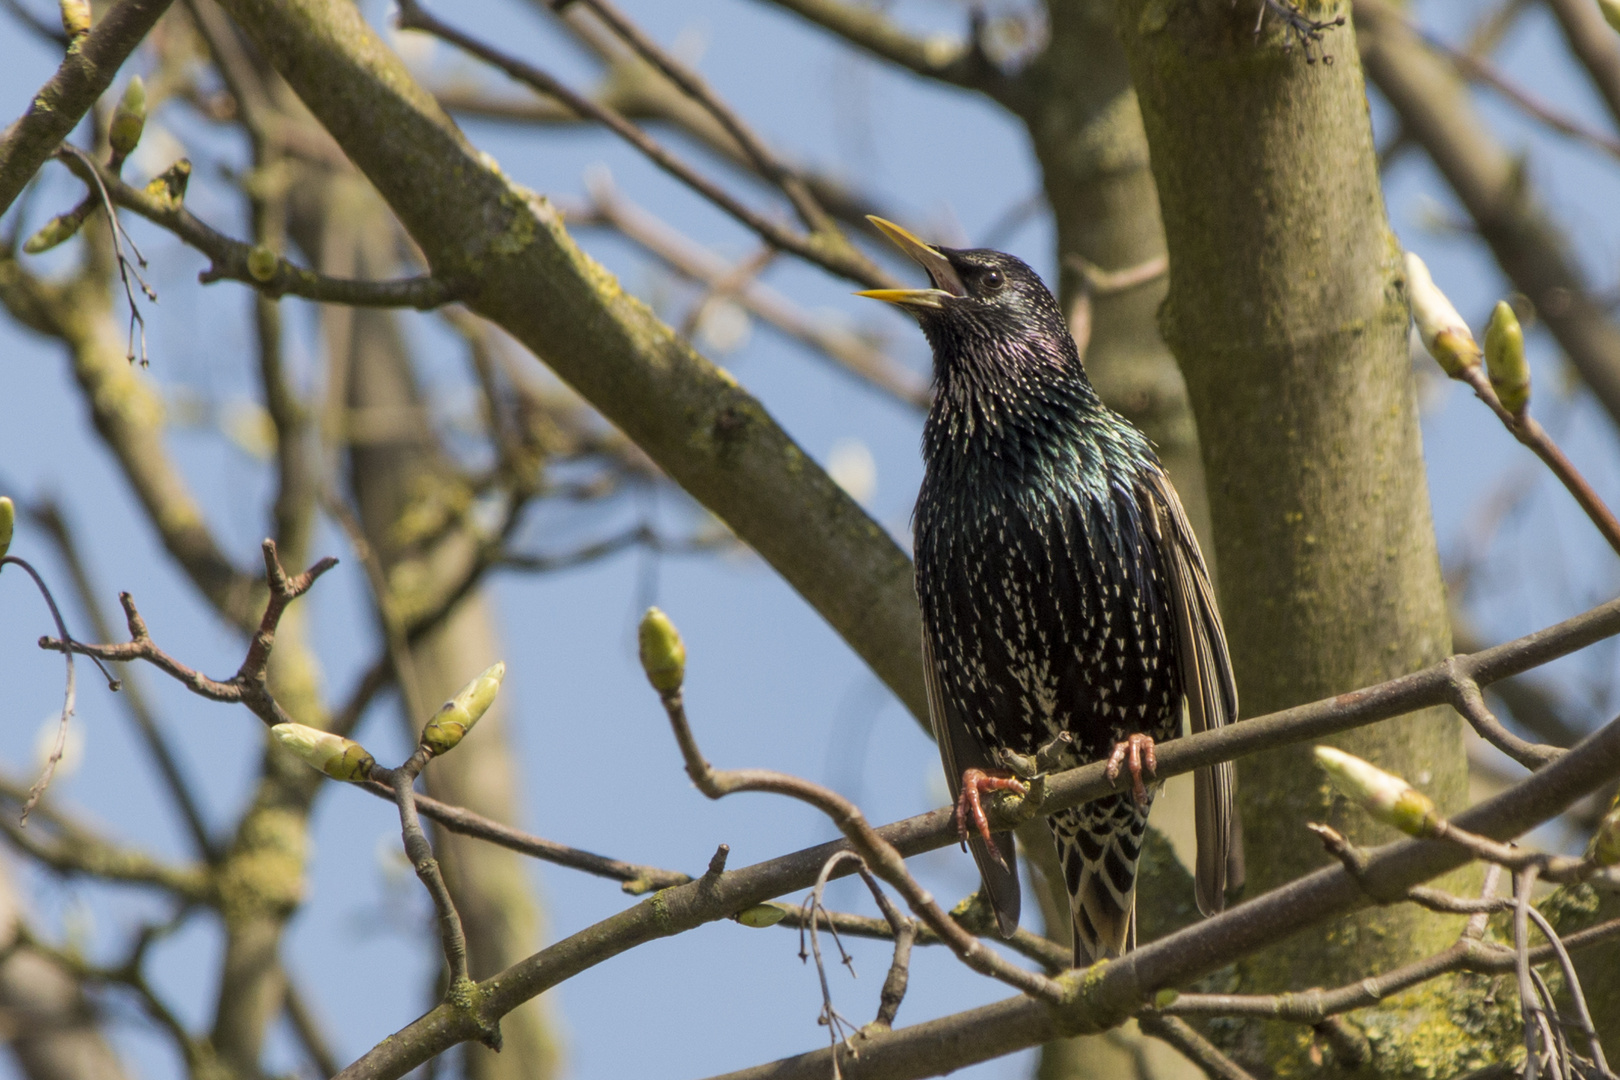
[0,0,175,217]
[686,708,1620,1080]
[756,0,1024,107]
[650,682,1064,1003]
[41,539,336,729]
[568,0,832,234]
[0,777,213,902]
[395,0,891,290]
[53,151,454,307]
[329,592,1620,1079]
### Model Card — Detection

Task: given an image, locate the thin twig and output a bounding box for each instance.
[0,555,77,824]
[1138,1014,1259,1080]
[41,540,337,730]
[1356,0,1620,159]
[1452,364,1620,559]
[0,0,177,216]
[654,683,1066,1002]
[569,0,833,234]
[393,0,892,290]
[383,750,474,995]
[336,700,1620,1080]
[57,144,153,365]
[799,851,863,1075]
[353,777,692,892]
[1450,666,1563,769]
[1522,902,1610,1076]
[1165,917,1620,1021]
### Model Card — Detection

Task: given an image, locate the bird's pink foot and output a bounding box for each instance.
[1105,734,1158,806]
[955,768,1028,866]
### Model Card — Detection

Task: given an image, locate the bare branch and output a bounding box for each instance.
[331,623,1620,1080]
[652,683,1064,1002]
[0,0,176,217]
[1449,666,1562,770]
[1544,0,1620,134]
[1440,362,1620,560]
[683,710,1620,1080]
[41,539,337,729]
[0,776,213,901]
[1137,1015,1259,1080]
[1165,918,1620,1021]
[757,0,1023,106]
[361,781,693,893]
[53,151,454,308]
[393,0,893,290]
[0,555,77,822]
[568,0,832,234]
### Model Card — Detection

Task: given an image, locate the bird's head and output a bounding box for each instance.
[856,216,1076,382]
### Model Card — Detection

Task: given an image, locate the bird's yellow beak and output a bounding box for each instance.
[856,216,966,310]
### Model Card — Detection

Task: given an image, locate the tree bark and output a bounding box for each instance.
[1112,4,1474,1073]
[1017,3,1210,1075]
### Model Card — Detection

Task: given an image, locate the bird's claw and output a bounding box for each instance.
[1105,734,1157,806]
[955,768,1028,866]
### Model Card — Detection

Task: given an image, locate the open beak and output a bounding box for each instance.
[856,216,967,310]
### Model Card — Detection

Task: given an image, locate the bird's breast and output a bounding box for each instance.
[916,481,1182,761]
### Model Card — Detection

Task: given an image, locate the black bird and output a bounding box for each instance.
[859,218,1238,965]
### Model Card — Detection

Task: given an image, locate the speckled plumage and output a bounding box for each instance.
[862,223,1238,965]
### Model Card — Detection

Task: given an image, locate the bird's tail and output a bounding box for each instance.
[1049,794,1152,966]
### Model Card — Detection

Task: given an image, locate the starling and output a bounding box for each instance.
[859,218,1238,965]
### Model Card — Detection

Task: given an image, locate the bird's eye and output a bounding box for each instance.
[980,268,1005,293]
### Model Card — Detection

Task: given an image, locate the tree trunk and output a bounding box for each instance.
[1112,5,1478,1074]
[1017,4,1211,1075]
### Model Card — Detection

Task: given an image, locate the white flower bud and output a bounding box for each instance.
[1314,745,1441,837]
[1405,252,1481,378]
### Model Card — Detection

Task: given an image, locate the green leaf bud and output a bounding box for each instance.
[1484,300,1530,415]
[638,607,686,694]
[246,245,279,283]
[735,903,788,928]
[1314,746,1442,838]
[272,723,375,781]
[1589,795,1620,866]
[59,0,89,39]
[0,497,13,559]
[22,213,84,255]
[109,77,147,158]
[1154,988,1180,1009]
[1405,252,1481,378]
[420,661,505,755]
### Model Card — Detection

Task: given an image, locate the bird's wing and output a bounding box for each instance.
[1142,468,1240,916]
[922,628,1021,937]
